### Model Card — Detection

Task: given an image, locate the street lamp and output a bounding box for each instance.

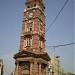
[56,55,60,75]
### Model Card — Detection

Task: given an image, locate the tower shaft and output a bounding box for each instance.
[14,0,50,75]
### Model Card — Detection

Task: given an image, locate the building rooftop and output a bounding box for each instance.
[0,59,3,63]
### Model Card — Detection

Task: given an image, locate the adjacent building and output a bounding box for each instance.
[48,56,65,75]
[0,59,3,75]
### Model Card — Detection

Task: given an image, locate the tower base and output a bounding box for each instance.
[14,50,50,75]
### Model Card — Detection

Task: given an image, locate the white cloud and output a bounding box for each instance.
[1,54,15,75]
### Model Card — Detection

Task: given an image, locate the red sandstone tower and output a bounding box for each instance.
[14,0,50,75]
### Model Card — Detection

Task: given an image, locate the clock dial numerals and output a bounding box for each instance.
[27,12,34,18]
[29,13,33,18]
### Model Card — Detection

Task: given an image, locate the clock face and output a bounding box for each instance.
[28,12,33,18]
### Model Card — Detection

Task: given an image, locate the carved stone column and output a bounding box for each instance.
[46,65,48,75]
[15,61,19,75]
[34,61,37,75]
[30,62,33,75]
[39,63,41,75]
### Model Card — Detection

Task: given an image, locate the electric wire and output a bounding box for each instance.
[46,42,75,48]
[46,0,69,33]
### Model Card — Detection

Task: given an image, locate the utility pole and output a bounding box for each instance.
[51,46,56,56]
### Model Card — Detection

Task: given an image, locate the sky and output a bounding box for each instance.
[0,0,74,75]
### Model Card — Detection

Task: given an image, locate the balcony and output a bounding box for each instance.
[23,31,33,36]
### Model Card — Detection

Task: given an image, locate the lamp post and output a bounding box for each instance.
[56,55,60,75]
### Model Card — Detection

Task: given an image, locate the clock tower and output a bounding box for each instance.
[14,0,50,75]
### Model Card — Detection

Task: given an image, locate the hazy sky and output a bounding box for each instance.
[0,0,74,75]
